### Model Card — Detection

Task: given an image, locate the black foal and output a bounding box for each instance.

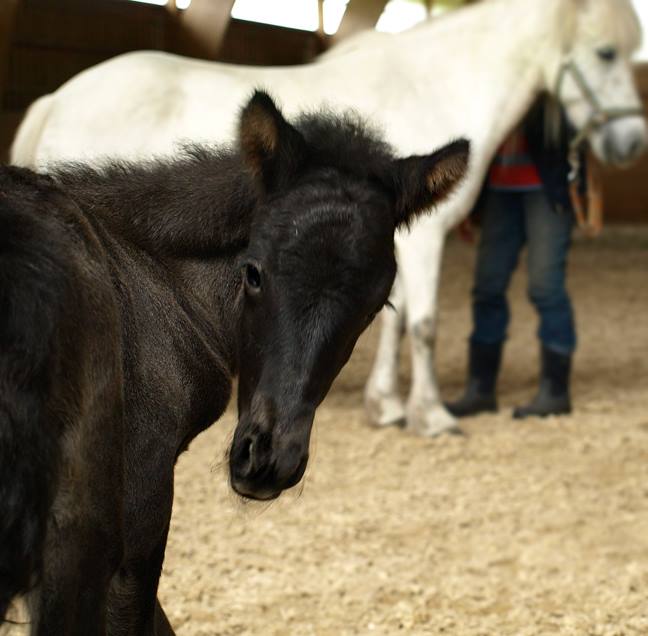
[0,91,469,634]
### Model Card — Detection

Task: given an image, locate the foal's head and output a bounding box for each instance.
[229,92,469,500]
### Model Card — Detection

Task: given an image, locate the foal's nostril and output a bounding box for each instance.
[233,435,255,478]
[241,437,254,463]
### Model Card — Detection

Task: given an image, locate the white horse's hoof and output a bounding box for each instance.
[405,403,463,437]
[365,391,406,428]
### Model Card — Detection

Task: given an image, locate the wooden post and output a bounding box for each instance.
[318,0,325,37]
[167,0,236,59]
[334,0,390,41]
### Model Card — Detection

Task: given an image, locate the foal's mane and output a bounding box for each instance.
[52,110,396,257]
[53,146,256,257]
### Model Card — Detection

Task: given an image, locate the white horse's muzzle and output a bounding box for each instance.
[598,115,648,167]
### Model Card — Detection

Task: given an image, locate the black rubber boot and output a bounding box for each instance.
[513,347,572,419]
[446,341,502,417]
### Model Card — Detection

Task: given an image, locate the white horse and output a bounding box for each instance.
[12,0,646,436]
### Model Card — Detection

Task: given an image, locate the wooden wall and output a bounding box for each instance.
[0,0,164,161]
[0,0,324,162]
[4,0,167,112]
[218,19,325,66]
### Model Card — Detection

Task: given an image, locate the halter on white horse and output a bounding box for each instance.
[554,57,645,235]
[556,58,645,177]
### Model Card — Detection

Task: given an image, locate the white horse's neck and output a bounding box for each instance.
[324,0,563,228]
[374,0,561,159]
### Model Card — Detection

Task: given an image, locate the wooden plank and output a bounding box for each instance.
[0,0,20,108]
[599,64,648,224]
[13,2,167,53]
[0,109,24,163]
[334,0,389,41]
[22,0,166,21]
[599,154,648,224]
[217,19,325,66]
[167,0,236,60]
[635,62,648,98]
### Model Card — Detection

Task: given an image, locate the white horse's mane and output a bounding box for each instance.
[513,0,640,53]
[406,0,642,56]
[574,0,642,54]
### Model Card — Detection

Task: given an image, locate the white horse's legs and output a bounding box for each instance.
[364,274,406,427]
[397,221,460,437]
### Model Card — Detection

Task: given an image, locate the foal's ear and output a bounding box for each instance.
[239,90,307,193]
[391,139,470,228]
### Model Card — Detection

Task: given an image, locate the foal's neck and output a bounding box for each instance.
[57,150,256,383]
[57,148,259,258]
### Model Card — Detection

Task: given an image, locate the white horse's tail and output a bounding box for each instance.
[10,95,53,167]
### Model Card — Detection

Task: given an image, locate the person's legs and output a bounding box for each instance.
[514,191,575,418]
[447,190,526,417]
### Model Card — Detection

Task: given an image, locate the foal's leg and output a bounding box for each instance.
[107,492,175,636]
[153,599,175,636]
[108,555,175,636]
[34,521,121,636]
[364,273,407,427]
[32,407,124,636]
[134,533,176,636]
[396,218,461,436]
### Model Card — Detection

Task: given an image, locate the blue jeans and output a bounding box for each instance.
[470,189,576,355]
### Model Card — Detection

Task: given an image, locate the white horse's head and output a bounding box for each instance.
[543,0,646,167]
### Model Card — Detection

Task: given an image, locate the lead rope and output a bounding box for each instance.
[568,158,603,238]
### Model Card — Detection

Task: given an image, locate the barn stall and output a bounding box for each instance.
[1,1,647,634]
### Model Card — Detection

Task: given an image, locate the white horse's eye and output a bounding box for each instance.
[597,46,617,63]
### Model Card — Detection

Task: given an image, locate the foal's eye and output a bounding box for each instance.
[597,46,617,63]
[244,263,262,292]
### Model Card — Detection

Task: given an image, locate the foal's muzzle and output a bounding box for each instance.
[229,417,311,501]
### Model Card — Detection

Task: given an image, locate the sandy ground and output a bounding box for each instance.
[4,227,648,635]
